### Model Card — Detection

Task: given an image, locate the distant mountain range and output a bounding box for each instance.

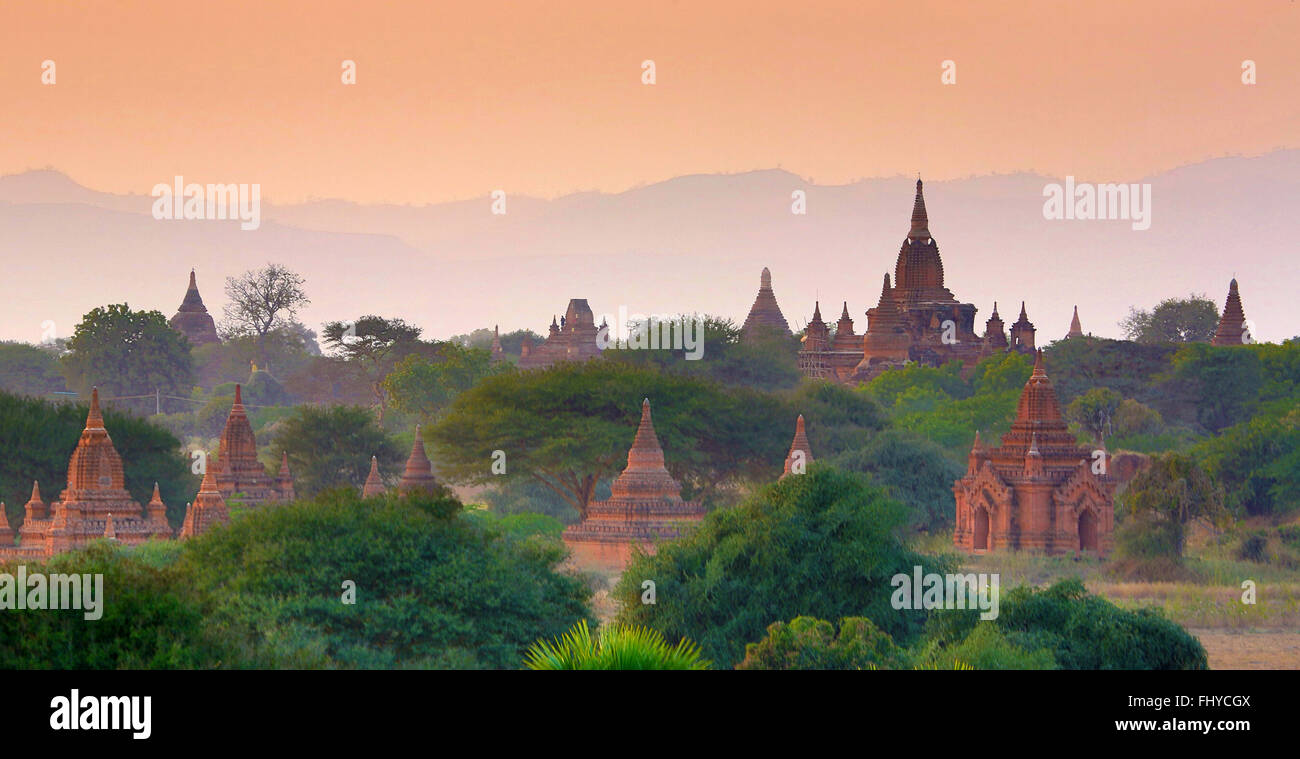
[2,151,1297,347]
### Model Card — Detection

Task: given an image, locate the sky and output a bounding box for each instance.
[2,0,1298,204]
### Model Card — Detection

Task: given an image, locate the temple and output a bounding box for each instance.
[741,268,792,340]
[213,385,294,506]
[1211,278,1250,346]
[361,455,386,497]
[490,325,505,363]
[169,269,221,347]
[798,180,1037,383]
[517,299,604,369]
[952,351,1116,555]
[781,414,814,478]
[398,427,439,494]
[563,399,705,572]
[1065,306,1084,339]
[0,389,173,559]
[180,468,230,539]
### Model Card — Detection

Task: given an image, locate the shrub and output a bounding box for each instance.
[915,623,1057,670]
[524,620,709,670]
[736,616,910,670]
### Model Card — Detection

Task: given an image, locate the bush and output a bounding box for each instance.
[929,579,1208,670]
[915,623,1057,670]
[613,465,953,668]
[736,616,910,670]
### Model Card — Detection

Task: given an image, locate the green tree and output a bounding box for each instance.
[0,341,67,396]
[613,466,953,668]
[828,428,964,532]
[60,304,195,414]
[383,342,509,424]
[1167,342,1263,432]
[322,315,425,424]
[737,616,910,670]
[1116,452,1228,556]
[1066,387,1124,443]
[430,361,793,517]
[271,405,404,497]
[1120,294,1219,344]
[1197,399,1300,516]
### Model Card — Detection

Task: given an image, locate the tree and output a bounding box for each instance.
[0,341,66,396]
[737,616,910,670]
[383,343,508,424]
[828,429,965,532]
[429,361,795,518]
[1197,399,1300,516]
[220,264,310,363]
[1167,342,1263,433]
[613,466,953,668]
[271,405,405,497]
[59,304,195,414]
[1066,387,1124,443]
[1120,294,1219,343]
[321,315,424,424]
[1115,452,1228,556]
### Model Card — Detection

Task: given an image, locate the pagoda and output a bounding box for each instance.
[169,269,221,346]
[1065,306,1084,339]
[740,268,792,340]
[180,467,230,539]
[1211,278,1250,346]
[0,389,173,559]
[798,179,1037,383]
[563,399,705,572]
[517,299,604,369]
[398,427,439,494]
[213,384,293,506]
[781,415,814,478]
[952,351,1116,555]
[361,455,386,497]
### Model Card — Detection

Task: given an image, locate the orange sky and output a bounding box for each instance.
[2,0,1297,204]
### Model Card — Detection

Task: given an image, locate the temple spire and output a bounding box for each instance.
[398,426,438,494]
[86,387,104,430]
[782,414,814,478]
[1212,278,1249,346]
[908,178,931,240]
[1066,305,1083,339]
[362,455,386,497]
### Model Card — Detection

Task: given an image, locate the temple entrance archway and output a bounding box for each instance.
[1078,510,1098,552]
[974,508,990,550]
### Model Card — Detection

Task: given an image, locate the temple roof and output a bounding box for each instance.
[608,399,685,501]
[782,414,814,478]
[362,455,386,497]
[398,426,438,494]
[1212,278,1248,346]
[1066,305,1083,338]
[741,267,792,337]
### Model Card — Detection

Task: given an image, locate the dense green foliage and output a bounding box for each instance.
[737,616,910,670]
[0,341,66,396]
[613,466,952,668]
[61,304,195,414]
[1116,453,1228,557]
[1120,294,1219,344]
[828,428,963,531]
[604,315,803,391]
[270,405,404,497]
[1197,399,1300,516]
[0,390,196,528]
[524,620,709,670]
[383,343,509,424]
[925,579,1207,670]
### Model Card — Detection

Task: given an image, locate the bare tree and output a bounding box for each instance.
[221,264,310,363]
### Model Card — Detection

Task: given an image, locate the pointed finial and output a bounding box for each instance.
[234,383,243,406]
[1031,348,1046,378]
[86,387,104,429]
[760,267,772,289]
[972,430,982,450]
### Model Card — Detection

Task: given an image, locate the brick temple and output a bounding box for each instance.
[169,269,221,347]
[213,384,295,506]
[799,179,1037,382]
[563,399,704,572]
[952,351,1116,555]
[741,267,792,340]
[1211,278,1250,346]
[0,389,226,560]
[398,427,440,494]
[781,414,814,478]
[518,299,605,369]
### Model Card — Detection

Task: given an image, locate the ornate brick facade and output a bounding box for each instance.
[1212,278,1249,346]
[953,351,1116,555]
[213,384,294,506]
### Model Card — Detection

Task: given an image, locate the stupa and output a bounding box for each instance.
[1211,278,1250,346]
[169,269,221,346]
[563,399,705,572]
[740,268,792,340]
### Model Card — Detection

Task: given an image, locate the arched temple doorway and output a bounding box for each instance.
[1078,509,1098,552]
[974,507,990,550]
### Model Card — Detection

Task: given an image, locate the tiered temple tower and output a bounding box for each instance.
[740,268,792,340]
[361,456,386,497]
[490,325,505,363]
[952,351,1116,555]
[214,385,293,506]
[180,467,230,539]
[1211,278,1250,346]
[781,415,814,479]
[1,389,173,559]
[398,427,439,494]
[169,269,221,346]
[517,299,604,369]
[1065,306,1084,339]
[798,179,1036,383]
[563,399,705,571]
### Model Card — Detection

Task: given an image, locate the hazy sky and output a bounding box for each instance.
[2,0,1297,203]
